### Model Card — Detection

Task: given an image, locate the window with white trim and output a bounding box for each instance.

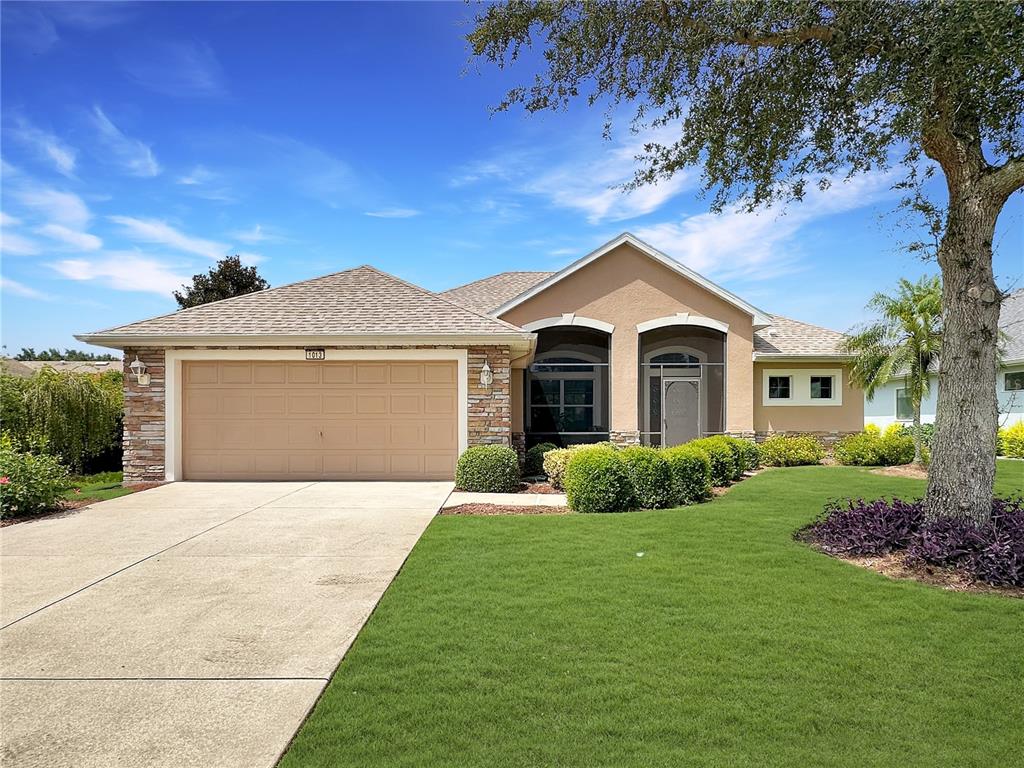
[896,388,914,420]
[768,376,792,400]
[810,375,834,400]
[1005,371,1024,391]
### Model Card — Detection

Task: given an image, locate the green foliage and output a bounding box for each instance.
[836,426,916,467]
[661,445,713,505]
[563,448,634,513]
[525,442,557,476]
[0,368,123,472]
[898,422,935,448]
[455,446,520,493]
[542,443,614,490]
[758,435,825,467]
[0,434,71,518]
[618,446,674,509]
[998,422,1024,459]
[15,348,119,361]
[687,437,736,486]
[173,255,270,309]
[731,438,761,473]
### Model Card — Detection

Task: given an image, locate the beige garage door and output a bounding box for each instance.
[182,360,458,480]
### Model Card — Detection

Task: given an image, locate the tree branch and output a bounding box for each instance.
[663,6,834,48]
[984,156,1024,205]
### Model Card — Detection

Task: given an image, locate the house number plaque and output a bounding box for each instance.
[305,348,326,361]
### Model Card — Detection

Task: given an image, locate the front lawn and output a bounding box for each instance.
[281,462,1023,768]
[62,471,134,504]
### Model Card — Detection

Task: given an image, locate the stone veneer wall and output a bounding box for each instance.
[122,347,166,484]
[609,430,640,447]
[120,344,512,483]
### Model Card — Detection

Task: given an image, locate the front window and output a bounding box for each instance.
[525,326,609,446]
[810,375,833,400]
[896,388,914,420]
[768,376,792,400]
[1006,371,1024,391]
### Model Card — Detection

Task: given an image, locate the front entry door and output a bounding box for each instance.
[663,378,701,447]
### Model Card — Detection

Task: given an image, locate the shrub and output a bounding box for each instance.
[0,434,72,518]
[835,429,916,466]
[455,445,520,493]
[524,442,557,477]
[543,442,615,489]
[0,368,123,472]
[898,422,935,448]
[999,422,1024,459]
[758,434,825,466]
[662,445,712,505]
[687,437,736,486]
[563,448,635,513]
[618,446,673,509]
[808,497,925,556]
[732,438,761,473]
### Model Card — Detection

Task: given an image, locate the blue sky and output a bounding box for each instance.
[2,1,1021,356]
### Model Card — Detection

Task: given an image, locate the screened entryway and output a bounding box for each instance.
[524,326,610,447]
[639,325,725,447]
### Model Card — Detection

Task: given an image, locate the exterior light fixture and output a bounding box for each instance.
[128,355,150,386]
[479,360,493,388]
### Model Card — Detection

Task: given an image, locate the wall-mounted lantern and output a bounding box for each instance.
[128,355,150,386]
[479,360,493,388]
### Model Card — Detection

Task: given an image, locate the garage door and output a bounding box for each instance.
[182,360,458,480]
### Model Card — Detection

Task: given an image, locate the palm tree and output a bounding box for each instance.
[843,276,942,465]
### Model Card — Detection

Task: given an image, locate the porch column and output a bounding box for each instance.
[609,327,640,443]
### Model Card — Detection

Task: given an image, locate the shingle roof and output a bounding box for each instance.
[79,266,526,340]
[439,271,554,315]
[1000,288,1024,362]
[752,315,848,357]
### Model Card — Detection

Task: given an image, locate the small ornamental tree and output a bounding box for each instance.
[173,255,270,309]
[469,1,1024,522]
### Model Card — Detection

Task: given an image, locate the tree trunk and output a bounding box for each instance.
[925,190,1001,522]
[911,407,923,465]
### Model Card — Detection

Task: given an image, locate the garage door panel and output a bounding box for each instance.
[183,360,459,480]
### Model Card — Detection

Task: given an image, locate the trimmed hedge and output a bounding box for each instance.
[619,446,674,509]
[563,447,635,513]
[834,427,916,466]
[455,445,520,493]
[0,434,71,518]
[525,442,557,476]
[687,437,736,486]
[662,445,712,505]
[758,434,825,467]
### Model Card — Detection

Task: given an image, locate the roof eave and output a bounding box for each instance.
[753,353,853,362]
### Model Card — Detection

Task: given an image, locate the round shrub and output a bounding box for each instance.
[524,442,557,477]
[734,438,761,473]
[758,434,825,467]
[878,430,915,465]
[834,432,883,466]
[618,446,673,509]
[686,437,736,486]
[563,448,635,513]
[455,445,520,493]
[0,434,71,518]
[542,447,574,490]
[661,445,712,505]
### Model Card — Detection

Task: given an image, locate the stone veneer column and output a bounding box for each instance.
[122,347,166,484]
[467,345,511,447]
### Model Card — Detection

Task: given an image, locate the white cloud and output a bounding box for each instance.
[177,165,215,185]
[9,115,77,177]
[0,276,50,299]
[634,171,899,282]
[109,215,228,259]
[91,106,161,177]
[49,252,187,295]
[13,186,91,228]
[36,223,102,251]
[0,230,41,256]
[176,165,234,202]
[1,212,23,227]
[236,251,266,266]
[364,208,421,219]
[122,40,226,98]
[230,224,272,243]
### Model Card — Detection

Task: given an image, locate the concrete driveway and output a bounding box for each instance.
[0,481,451,768]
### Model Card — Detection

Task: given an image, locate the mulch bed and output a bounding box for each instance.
[815,546,1023,598]
[1,482,164,527]
[519,481,560,494]
[441,503,572,516]
[869,464,929,480]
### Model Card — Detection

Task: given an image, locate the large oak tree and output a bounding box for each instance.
[469,0,1023,521]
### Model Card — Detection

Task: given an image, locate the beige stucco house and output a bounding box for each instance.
[78,233,862,483]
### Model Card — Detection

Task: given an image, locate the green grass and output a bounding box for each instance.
[62,471,133,503]
[281,461,1024,768]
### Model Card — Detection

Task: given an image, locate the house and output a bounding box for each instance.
[2,360,121,376]
[864,288,1024,430]
[76,233,862,483]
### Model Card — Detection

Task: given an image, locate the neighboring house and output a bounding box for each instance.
[0,358,120,377]
[0,357,36,378]
[77,233,861,483]
[865,288,1024,430]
